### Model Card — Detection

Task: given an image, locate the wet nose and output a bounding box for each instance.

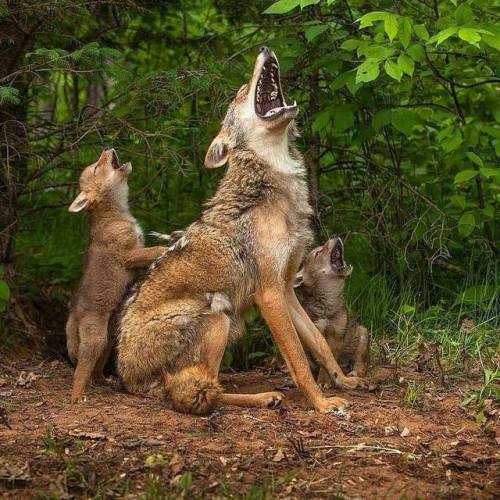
[103,145,111,151]
[259,46,271,55]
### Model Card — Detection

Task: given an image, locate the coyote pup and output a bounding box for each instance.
[66,148,166,402]
[295,237,370,384]
[117,48,365,416]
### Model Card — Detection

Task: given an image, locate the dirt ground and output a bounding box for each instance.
[0,357,498,499]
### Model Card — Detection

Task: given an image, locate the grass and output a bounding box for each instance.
[7,202,499,376]
[401,381,426,408]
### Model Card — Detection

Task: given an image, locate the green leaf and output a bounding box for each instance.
[340,39,360,51]
[372,109,392,130]
[402,304,416,315]
[458,28,481,46]
[0,280,9,302]
[397,53,414,76]
[330,71,352,91]
[248,351,270,360]
[0,86,20,106]
[450,194,467,209]
[305,24,328,42]
[334,105,355,132]
[458,213,475,237]
[355,58,380,84]
[264,0,300,14]
[392,109,420,135]
[465,152,483,168]
[482,33,500,51]
[454,170,477,184]
[432,27,458,46]
[384,14,399,42]
[179,472,192,491]
[407,43,424,62]
[384,59,403,81]
[483,205,494,219]
[414,24,429,41]
[441,131,462,152]
[454,4,474,25]
[399,18,412,48]
[312,109,332,132]
[358,11,388,29]
[480,167,500,179]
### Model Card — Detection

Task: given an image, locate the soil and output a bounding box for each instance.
[0,358,498,499]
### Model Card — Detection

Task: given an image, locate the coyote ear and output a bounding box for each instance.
[204,131,229,168]
[293,269,304,288]
[68,191,91,213]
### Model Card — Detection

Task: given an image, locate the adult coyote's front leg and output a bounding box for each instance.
[286,289,366,390]
[255,287,349,413]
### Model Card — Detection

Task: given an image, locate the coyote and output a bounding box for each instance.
[117,47,365,415]
[66,148,166,402]
[295,237,370,385]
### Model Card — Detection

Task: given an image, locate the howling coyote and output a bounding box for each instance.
[117,47,365,415]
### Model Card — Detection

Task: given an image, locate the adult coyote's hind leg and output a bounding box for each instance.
[165,313,284,414]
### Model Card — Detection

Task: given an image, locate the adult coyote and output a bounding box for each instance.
[117,47,365,414]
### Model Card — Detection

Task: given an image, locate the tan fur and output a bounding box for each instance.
[67,149,166,402]
[296,238,371,386]
[165,366,222,415]
[117,48,364,415]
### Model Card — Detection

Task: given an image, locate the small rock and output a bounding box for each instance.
[400,427,411,437]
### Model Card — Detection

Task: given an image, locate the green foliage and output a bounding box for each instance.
[0,266,10,313]
[0,86,20,106]
[0,0,497,367]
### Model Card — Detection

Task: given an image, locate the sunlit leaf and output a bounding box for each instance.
[357,11,388,29]
[355,58,380,84]
[399,18,412,48]
[454,170,477,184]
[264,0,301,14]
[384,14,399,42]
[414,24,429,41]
[458,28,481,46]
[384,59,403,81]
[397,53,414,76]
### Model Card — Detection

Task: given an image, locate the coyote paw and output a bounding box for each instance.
[262,391,284,409]
[71,394,88,404]
[316,396,349,413]
[338,375,367,390]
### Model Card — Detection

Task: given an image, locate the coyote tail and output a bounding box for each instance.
[166,365,222,415]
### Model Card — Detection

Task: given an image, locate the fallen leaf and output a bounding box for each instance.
[400,427,411,437]
[272,449,285,462]
[16,372,38,388]
[169,453,184,476]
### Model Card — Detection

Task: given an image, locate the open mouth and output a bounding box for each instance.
[110,149,120,170]
[118,162,132,174]
[255,54,297,120]
[330,239,347,270]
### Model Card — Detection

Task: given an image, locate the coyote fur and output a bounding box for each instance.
[117,47,365,415]
[295,237,370,385]
[66,148,166,402]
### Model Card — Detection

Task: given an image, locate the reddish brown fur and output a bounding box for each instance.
[117,49,365,415]
[296,238,371,385]
[67,149,166,402]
